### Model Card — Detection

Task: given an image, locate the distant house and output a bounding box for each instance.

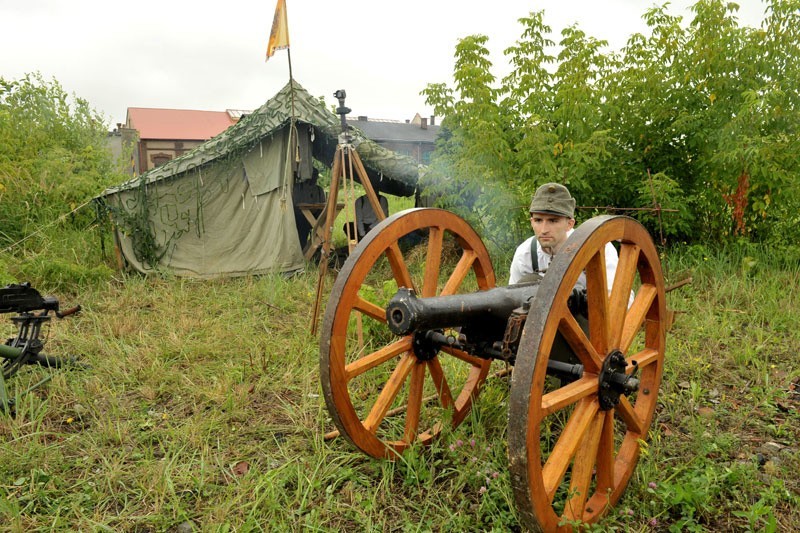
[118,108,246,175]
[347,113,440,165]
[109,107,439,176]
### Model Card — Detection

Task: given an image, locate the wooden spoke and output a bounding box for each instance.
[508,215,666,531]
[564,411,605,521]
[385,243,415,291]
[595,411,616,493]
[439,344,487,368]
[353,296,388,323]
[620,284,657,353]
[615,395,644,435]
[363,353,416,433]
[427,358,455,410]
[422,226,444,297]
[627,347,660,371]
[403,361,426,443]
[541,398,599,501]
[320,208,493,459]
[345,337,412,379]
[608,244,639,349]
[541,377,597,417]
[558,308,603,372]
[440,249,476,296]
[585,246,610,356]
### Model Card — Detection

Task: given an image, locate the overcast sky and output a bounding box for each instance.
[1,0,769,128]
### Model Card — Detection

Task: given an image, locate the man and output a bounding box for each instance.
[509,183,621,292]
[510,183,628,368]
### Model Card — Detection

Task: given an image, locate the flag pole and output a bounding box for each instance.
[266,0,297,206]
[287,48,296,119]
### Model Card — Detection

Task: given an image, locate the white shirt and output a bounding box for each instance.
[508,230,621,294]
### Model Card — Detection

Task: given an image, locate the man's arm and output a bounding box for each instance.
[509,237,534,285]
[603,242,634,305]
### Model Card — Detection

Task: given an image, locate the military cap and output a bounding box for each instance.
[529,183,576,218]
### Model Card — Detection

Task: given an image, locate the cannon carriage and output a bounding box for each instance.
[319,208,666,531]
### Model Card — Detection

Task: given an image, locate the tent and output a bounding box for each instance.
[96,81,421,278]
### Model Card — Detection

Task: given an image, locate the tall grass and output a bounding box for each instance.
[0,242,797,531]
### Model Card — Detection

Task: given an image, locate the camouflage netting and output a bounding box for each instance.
[96,80,422,278]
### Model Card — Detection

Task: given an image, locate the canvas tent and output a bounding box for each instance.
[96,81,421,278]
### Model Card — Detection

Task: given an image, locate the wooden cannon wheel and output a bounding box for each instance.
[508,215,666,531]
[320,208,495,458]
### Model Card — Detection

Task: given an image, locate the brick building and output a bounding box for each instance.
[116,108,245,175]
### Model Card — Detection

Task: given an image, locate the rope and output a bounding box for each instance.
[279,122,296,211]
[1,198,94,254]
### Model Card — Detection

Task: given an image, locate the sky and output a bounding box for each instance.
[1,0,770,129]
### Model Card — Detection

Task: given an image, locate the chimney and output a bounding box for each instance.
[430,115,435,126]
[421,117,428,130]
[357,115,368,121]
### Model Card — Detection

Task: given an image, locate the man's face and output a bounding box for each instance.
[530,212,575,253]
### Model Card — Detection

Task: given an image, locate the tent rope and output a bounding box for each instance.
[1,198,94,254]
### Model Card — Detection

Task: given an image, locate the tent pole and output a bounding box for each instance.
[287,49,296,119]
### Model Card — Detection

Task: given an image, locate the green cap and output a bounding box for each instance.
[529,183,575,218]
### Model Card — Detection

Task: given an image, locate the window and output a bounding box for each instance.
[151,153,172,168]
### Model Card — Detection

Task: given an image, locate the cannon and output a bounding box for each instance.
[319,208,667,531]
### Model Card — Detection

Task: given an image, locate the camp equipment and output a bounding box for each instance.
[0,283,81,413]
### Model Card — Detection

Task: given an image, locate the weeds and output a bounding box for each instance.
[0,243,798,531]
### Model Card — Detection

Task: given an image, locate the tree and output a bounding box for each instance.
[0,72,117,247]
[421,0,800,247]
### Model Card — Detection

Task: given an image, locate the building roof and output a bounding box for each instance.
[126,108,238,141]
[347,116,440,143]
[102,81,422,199]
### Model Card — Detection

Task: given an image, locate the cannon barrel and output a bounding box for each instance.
[385,284,539,336]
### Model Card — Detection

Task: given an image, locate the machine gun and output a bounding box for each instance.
[318,208,669,531]
[0,282,81,412]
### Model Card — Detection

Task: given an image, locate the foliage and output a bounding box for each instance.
[0,72,121,288]
[421,0,800,247]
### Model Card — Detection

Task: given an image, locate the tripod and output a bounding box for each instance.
[310,90,387,335]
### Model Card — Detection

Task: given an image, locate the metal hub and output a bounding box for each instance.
[411,330,442,361]
[598,350,639,410]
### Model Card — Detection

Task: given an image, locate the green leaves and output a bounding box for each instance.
[0,72,121,248]
[421,0,800,246]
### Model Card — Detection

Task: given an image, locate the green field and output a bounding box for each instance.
[0,240,798,532]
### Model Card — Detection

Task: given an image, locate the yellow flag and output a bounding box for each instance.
[266,0,290,61]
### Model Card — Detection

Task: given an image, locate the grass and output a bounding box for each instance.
[0,238,798,532]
